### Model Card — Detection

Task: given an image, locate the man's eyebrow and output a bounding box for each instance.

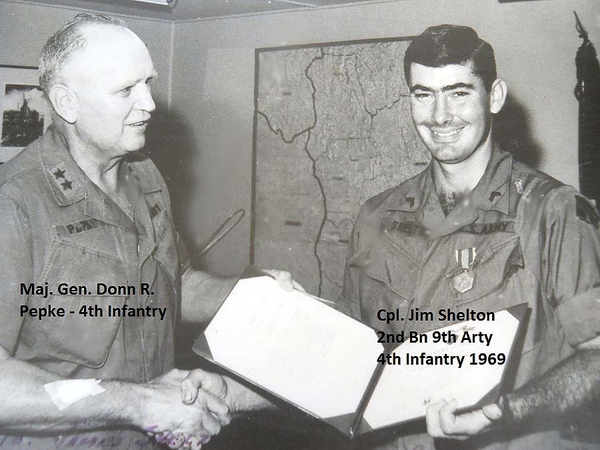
[410,82,476,93]
[410,84,433,93]
[441,83,475,92]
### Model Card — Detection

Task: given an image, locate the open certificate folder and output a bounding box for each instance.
[193,266,529,437]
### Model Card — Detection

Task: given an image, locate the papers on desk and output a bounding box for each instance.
[193,266,528,437]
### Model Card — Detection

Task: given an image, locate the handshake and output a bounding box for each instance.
[132,269,297,448]
[136,368,257,450]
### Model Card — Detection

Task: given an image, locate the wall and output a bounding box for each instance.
[1,0,598,277]
[0,0,173,115]
[171,0,600,276]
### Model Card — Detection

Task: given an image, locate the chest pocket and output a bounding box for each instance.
[21,239,127,368]
[445,234,524,307]
[358,229,421,302]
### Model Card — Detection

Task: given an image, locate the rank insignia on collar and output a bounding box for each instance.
[515,179,524,195]
[452,247,476,293]
[48,164,80,195]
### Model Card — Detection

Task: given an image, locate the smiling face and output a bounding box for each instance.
[409,62,501,165]
[62,25,156,157]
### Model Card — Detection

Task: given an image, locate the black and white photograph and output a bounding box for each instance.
[0,66,50,162]
[1,84,45,146]
[0,0,599,449]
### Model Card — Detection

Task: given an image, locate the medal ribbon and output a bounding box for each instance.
[455,247,476,270]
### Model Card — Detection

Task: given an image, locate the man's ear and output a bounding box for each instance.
[489,79,507,114]
[48,84,78,124]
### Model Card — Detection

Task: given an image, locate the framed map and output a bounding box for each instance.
[251,37,431,301]
[0,65,51,163]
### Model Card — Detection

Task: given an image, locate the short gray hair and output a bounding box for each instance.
[39,13,127,98]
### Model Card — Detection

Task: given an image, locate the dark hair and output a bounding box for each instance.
[39,13,127,98]
[404,25,497,91]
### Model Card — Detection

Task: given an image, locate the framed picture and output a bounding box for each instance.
[0,65,51,164]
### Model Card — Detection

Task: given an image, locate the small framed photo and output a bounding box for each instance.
[0,65,51,164]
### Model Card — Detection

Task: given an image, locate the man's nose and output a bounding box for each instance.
[432,96,452,125]
[137,84,156,113]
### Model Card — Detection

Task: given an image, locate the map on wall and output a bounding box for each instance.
[252,38,431,301]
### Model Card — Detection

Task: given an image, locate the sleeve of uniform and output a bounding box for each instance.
[176,231,191,275]
[542,187,600,347]
[336,219,363,319]
[0,194,34,353]
[336,200,379,321]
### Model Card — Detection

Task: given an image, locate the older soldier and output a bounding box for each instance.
[339,25,600,450]
[0,14,288,450]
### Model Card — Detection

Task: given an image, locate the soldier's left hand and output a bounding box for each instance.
[426,399,503,440]
[263,269,306,293]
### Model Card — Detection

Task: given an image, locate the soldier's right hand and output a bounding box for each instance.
[132,376,231,448]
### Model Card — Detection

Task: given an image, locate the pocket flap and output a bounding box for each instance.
[447,235,524,306]
[22,239,128,368]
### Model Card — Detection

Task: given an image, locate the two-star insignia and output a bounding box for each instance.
[48,165,78,193]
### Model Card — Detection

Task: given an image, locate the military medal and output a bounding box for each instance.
[452,247,476,293]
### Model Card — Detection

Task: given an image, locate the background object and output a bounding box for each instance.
[0,65,51,164]
[14,0,378,21]
[251,37,429,300]
[197,209,246,261]
[574,11,600,209]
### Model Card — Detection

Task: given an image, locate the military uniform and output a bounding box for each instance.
[0,126,182,449]
[339,146,600,450]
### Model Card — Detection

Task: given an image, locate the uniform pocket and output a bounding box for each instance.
[21,239,128,368]
[359,234,420,302]
[447,235,524,307]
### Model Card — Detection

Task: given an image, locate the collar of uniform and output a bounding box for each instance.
[387,145,513,237]
[381,165,447,232]
[38,125,87,207]
[39,127,163,205]
[122,154,163,195]
[421,145,512,238]
[469,144,512,215]
[385,167,432,213]
[38,127,147,232]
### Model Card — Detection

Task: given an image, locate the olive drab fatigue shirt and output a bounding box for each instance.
[339,146,600,450]
[0,126,181,449]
